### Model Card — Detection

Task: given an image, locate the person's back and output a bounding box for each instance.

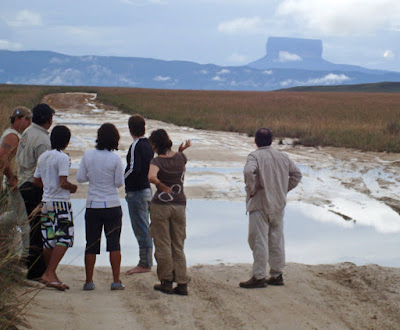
[17,122,52,184]
[36,149,72,202]
[77,123,125,291]
[148,129,191,295]
[151,152,187,205]
[245,146,300,215]
[124,114,154,275]
[33,125,77,290]
[125,138,153,191]
[77,149,123,207]
[240,127,301,289]
[16,103,54,280]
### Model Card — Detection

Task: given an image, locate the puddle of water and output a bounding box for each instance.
[62,199,400,268]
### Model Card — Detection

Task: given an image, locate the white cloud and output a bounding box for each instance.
[217,69,230,75]
[217,17,268,35]
[280,73,351,87]
[0,39,22,50]
[278,51,302,62]
[212,75,223,81]
[227,53,249,64]
[277,0,400,35]
[263,70,273,75]
[307,73,350,85]
[199,70,208,74]
[383,50,395,60]
[154,75,171,81]
[280,79,294,87]
[7,10,42,27]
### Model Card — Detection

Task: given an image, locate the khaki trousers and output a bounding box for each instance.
[149,203,189,284]
[248,210,285,280]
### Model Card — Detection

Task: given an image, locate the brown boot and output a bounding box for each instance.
[154,280,173,294]
[239,276,267,289]
[173,283,188,296]
[266,274,284,286]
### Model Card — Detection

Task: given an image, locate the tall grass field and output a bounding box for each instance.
[1,84,400,152]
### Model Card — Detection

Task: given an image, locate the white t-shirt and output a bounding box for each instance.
[34,149,71,202]
[76,149,124,208]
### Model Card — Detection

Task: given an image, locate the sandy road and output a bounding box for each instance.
[23,263,400,329]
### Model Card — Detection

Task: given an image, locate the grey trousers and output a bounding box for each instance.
[248,210,285,279]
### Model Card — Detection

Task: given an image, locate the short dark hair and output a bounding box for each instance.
[255,128,273,147]
[96,123,120,151]
[51,125,71,150]
[149,129,172,155]
[128,114,145,137]
[32,103,55,126]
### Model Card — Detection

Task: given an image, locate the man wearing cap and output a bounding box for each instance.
[17,103,55,280]
[0,106,32,258]
[0,106,32,189]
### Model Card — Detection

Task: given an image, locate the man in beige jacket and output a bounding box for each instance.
[240,128,302,289]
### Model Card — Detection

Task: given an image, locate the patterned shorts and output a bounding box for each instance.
[40,201,74,248]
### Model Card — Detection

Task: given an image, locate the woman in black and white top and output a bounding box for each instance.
[77,123,125,291]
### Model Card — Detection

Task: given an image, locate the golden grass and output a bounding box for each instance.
[1,84,400,153]
[96,88,400,152]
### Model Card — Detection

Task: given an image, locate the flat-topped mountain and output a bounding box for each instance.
[249,37,377,73]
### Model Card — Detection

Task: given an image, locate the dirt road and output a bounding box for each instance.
[23,263,400,329]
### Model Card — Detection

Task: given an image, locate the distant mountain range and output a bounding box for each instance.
[1,37,400,91]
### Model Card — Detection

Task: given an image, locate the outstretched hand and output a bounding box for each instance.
[179,140,191,152]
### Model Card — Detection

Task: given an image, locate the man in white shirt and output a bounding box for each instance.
[33,125,77,291]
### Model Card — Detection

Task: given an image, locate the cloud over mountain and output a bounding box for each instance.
[277,0,400,35]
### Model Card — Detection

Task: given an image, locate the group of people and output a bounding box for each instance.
[0,102,302,296]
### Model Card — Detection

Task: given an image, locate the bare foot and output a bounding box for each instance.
[126,266,151,275]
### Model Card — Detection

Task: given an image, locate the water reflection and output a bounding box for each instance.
[62,199,400,268]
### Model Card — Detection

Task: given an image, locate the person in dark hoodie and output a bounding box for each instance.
[124,115,154,274]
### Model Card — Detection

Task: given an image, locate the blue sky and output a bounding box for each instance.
[1,0,399,71]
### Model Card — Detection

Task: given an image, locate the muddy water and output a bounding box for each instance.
[45,93,400,267]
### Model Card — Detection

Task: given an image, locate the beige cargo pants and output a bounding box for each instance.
[149,203,190,284]
[248,210,285,280]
